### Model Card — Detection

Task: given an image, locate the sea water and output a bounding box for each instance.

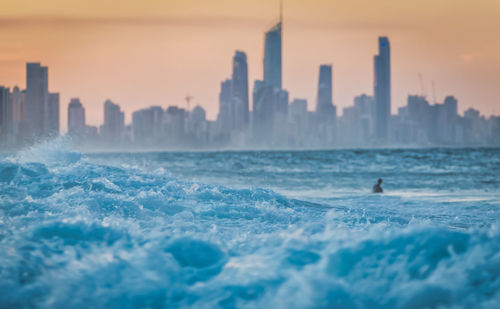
[1,140,499,308]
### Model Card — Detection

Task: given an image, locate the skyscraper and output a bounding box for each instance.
[46,93,59,136]
[132,106,163,144]
[314,64,337,145]
[217,79,233,137]
[231,51,249,130]
[275,89,289,115]
[443,96,458,121]
[0,86,10,141]
[354,94,375,141]
[252,80,275,145]
[374,36,391,141]
[165,106,186,143]
[289,98,308,146]
[189,105,208,144]
[263,12,282,90]
[25,62,48,139]
[10,87,25,143]
[272,88,289,145]
[255,2,284,146]
[316,64,336,122]
[68,98,86,135]
[100,99,124,141]
[440,96,458,143]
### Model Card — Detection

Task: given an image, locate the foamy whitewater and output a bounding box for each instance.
[1,139,499,308]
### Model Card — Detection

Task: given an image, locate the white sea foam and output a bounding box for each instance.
[0,141,499,308]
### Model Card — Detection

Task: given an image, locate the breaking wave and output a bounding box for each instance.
[1,139,499,308]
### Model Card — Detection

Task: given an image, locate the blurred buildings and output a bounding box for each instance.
[67,98,98,141]
[100,99,125,142]
[374,37,391,142]
[0,30,499,150]
[263,20,282,90]
[0,62,59,147]
[315,64,337,145]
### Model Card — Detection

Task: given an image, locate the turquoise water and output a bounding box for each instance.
[1,139,499,308]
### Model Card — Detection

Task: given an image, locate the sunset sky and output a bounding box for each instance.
[0,0,499,132]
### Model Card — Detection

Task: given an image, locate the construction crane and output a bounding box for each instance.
[431,81,437,104]
[418,73,427,97]
[184,94,193,112]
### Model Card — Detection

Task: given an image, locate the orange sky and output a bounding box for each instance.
[0,0,499,132]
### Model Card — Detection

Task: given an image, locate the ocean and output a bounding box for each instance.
[1,139,499,308]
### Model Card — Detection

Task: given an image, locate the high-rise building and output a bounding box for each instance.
[251,79,289,146]
[289,99,307,118]
[440,96,458,143]
[316,64,336,122]
[252,80,275,145]
[353,94,375,142]
[100,99,124,141]
[25,63,49,140]
[407,95,429,122]
[272,88,289,145]
[68,98,86,134]
[165,106,186,143]
[10,87,25,143]
[315,64,337,145]
[189,105,208,143]
[0,86,10,141]
[10,87,25,123]
[274,88,289,116]
[443,96,458,125]
[289,98,308,146]
[406,95,431,143]
[217,79,233,138]
[132,106,163,144]
[263,18,282,90]
[231,51,249,130]
[46,93,59,136]
[374,37,391,141]
[190,105,206,126]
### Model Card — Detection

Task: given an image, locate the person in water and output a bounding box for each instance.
[373,178,383,193]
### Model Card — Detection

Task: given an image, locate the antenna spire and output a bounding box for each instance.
[280,0,283,24]
[185,94,193,112]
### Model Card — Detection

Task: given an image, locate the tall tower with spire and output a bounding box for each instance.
[374,36,391,141]
[253,1,285,146]
[263,0,282,90]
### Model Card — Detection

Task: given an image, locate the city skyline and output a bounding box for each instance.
[1,0,500,132]
[1,3,500,150]
[2,55,499,150]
